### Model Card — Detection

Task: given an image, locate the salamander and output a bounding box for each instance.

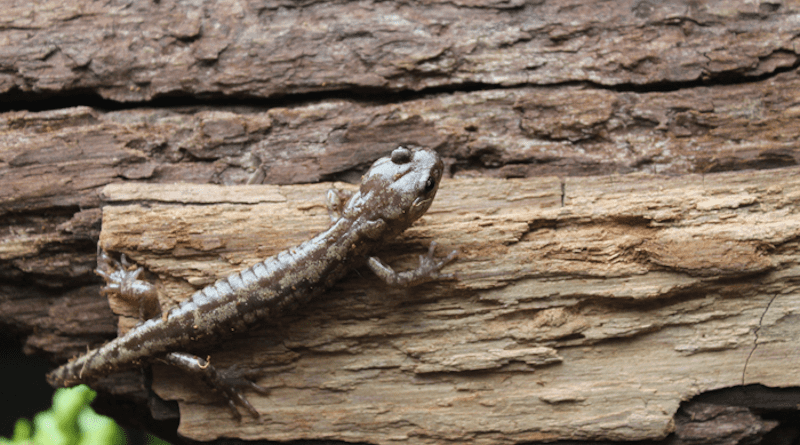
[47,146,457,419]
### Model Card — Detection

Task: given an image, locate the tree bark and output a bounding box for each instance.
[2,0,800,444]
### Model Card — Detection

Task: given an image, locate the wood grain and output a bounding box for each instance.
[3,0,800,442]
[95,167,800,444]
[2,0,797,102]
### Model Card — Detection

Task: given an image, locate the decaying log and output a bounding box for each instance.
[86,165,800,444]
[4,0,800,442]
[4,68,800,203]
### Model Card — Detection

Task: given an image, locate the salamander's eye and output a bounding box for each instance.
[391,147,412,164]
[424,176,436,193]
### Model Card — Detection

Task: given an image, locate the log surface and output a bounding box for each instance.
[91,167,800,444]
[3,0,800,443]
[3,0,799,101]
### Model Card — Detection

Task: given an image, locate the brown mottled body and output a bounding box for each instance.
[47,147,457,418]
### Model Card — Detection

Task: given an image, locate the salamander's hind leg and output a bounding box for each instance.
[368,241,458,287]
[163,352,269,420]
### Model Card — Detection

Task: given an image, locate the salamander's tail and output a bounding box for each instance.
[47,350,94,387]
[46,343,120,387]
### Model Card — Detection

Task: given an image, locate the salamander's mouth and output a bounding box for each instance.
[411,197,433,215]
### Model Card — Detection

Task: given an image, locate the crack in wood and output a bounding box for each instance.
[742,292,780,385]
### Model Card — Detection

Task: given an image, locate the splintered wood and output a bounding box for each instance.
[98,167,800,444]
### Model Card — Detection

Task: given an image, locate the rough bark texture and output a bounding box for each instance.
[91,171,800,444]
[3,0,800,100]
[2,0,800,444]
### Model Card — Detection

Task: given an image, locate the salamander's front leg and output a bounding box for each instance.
[96,249,160,319]
[326,188,355,222]
[368,241,458,287]
[162,352,270,420]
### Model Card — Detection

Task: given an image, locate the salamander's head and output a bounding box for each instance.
[355,146,444,237]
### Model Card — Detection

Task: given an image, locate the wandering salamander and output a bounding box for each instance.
[47,146,457,419]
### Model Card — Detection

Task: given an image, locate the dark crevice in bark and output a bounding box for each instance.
[1,61,798,114]
[693,385,800,411]
[598,52,800,93]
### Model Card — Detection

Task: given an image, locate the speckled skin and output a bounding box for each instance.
[47,146,457,418]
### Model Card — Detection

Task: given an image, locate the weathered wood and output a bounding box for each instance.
[1,0,797,102]
[4,66,800,212]
[89,166,800,444]
[3,0,800,442]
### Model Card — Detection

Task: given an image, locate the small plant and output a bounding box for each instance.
[1,385,168,445]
